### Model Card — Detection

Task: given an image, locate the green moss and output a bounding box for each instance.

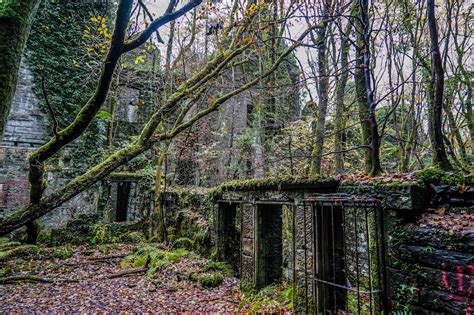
[107,172,143,181]
[198,271,224,288]
[0,241,21,251]
[207,175,335,198]
[0,0,40,135]
[0,244,39,262]
[415,167,467,187]
[120,245,189,277]
[53,245,73,259]
[202,261,233,277]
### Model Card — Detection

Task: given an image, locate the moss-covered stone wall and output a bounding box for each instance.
[210,176,473,314]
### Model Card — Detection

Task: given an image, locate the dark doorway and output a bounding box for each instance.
[256,204,283,288]
[314,203,346,311]
[217,203,241,273]
[116,181,131,222]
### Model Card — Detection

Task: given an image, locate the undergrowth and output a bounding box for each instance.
[239,283,293,313]
[120,246,189,277]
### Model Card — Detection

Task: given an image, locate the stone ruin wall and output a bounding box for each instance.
[0,61,98,229]
[0,60,155,230]
[214,182,473,313]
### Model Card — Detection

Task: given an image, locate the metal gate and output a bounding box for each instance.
[300,194,388,314]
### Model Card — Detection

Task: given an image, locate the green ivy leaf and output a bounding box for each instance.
[96,110,112,120]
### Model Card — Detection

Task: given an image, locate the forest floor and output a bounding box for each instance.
[0,243,291,313]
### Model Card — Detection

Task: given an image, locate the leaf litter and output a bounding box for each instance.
[0,243,290,313]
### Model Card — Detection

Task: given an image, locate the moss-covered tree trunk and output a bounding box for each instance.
[426,0,452,170]
[360,0,382,176]
[0,0,40,137]
[333,21,352,174]
[309,6,329,175]
[353,6,373,175]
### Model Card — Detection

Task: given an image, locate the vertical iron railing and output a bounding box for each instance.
[301,194,388,314]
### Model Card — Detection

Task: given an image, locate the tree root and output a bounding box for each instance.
[87,254,127,262]
[0,242,21,251]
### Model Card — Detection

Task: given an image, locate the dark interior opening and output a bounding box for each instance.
[314,204,346,311]
[116,181,131,222]
[218,203,240,273]
[257,204,283,288]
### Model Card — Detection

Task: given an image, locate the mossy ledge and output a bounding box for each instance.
[207,175,337,198]
[107,172,143,181]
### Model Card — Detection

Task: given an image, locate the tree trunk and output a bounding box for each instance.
[401,53,419,172]
[360,0,382,176]
[154,143,170,242]
[426,0,452,170]
[444,99,467,162]
[334,22,352,174]
[354,3,372,175]
[0,0,41,137]
[310,16,329,175]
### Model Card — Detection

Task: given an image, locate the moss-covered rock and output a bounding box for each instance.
[198,271,224,288]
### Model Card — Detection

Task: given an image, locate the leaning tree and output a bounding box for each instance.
[0,0,317,238]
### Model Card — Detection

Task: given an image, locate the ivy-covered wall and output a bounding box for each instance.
[25,0,110,172]
[0,1,111,229]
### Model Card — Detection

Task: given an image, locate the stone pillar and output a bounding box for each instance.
[293,201,315,313]
[240,202,256,286]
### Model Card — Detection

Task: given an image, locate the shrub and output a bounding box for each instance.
[53,246,74,259]
[119,231,146,243]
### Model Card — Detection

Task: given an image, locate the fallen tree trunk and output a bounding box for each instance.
[0,245,39,262]
[0,274,52,284]
[0,242,21,251]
